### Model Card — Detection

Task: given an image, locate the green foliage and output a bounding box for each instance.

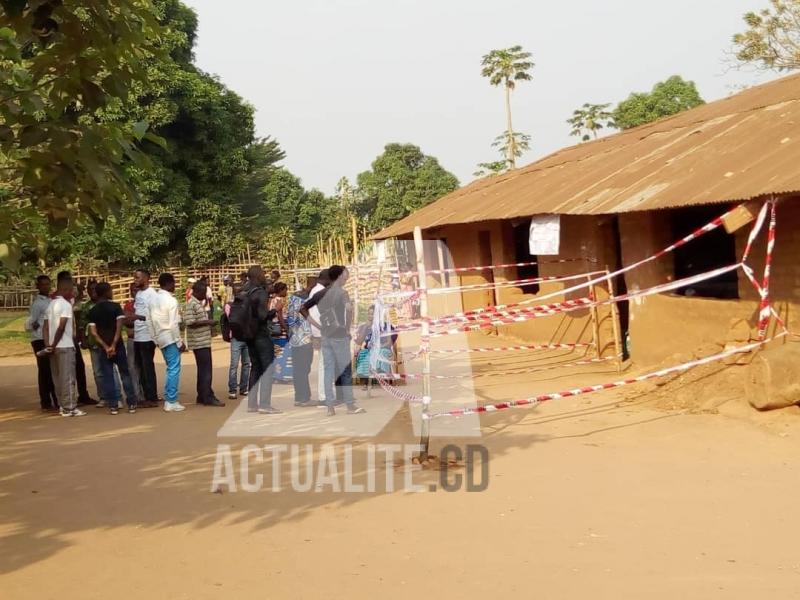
[733,0,800,71]
[474,131,531,177]
[612,76,705,130]
[355,143,459,231]
[480,45,534,169]
[0,0,164,269]
[480,45,534,90]
[567,103,614,141]
[473,160,507,178]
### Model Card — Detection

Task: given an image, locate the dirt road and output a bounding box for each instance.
[2,340,800,599]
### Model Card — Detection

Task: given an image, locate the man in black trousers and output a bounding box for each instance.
[27,275,58,411]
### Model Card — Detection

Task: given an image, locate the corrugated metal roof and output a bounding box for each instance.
[375,73,800,239]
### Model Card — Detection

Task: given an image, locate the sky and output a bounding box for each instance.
[183,0,779,194]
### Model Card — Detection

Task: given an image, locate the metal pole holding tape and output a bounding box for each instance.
[413,226,431,460]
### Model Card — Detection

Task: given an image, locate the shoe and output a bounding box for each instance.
[241,390,249,396]
[294,401,315,407]
[59,407,73,417]
[128,406,137,414]
[141,400,159,408]
[109,407,119,415]
[60,407,87,417]
[228,392,238,400]
[347,406,366,415]
[204,398,226,407]
[326,407,336,417]
[96,400,107,408]
[257,406,282,414]
[78,397,98,406]
[163,401,186,413]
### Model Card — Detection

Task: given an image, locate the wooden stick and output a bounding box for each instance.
[413,226,431,459]
[587,274,602,359]
[606,268,623,372]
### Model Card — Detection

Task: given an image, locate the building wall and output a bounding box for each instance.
[427,216,622,358]
[411,197,799,367]
[618,197,800,365]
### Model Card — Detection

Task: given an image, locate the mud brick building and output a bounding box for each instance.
[374,73,800,366]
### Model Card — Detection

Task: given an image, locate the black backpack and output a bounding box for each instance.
[219,310,232,343]
[227,288,258,341]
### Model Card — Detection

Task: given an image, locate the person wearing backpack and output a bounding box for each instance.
[234,266,280,414]
[301,265,365,417]
[221,281,251,401]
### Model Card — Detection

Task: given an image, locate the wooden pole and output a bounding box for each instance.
[587,274,602,360]
[367,263,384,399]
[606,268,623,372]
[413,226,431,460]
[351,216,360,340]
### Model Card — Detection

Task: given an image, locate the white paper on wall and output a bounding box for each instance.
[529,214,561,255]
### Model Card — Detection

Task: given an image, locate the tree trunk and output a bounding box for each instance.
[504,83,515,169]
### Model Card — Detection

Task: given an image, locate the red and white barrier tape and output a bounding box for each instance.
[399,257,597,278]
[373,375,426,403]
[393,297,594,332]
[412,263,741,339]
[401,342,594,356]
[383,356,616,380]
[425,271,606,296]
[758,200,777,339]
[423,333,788,419]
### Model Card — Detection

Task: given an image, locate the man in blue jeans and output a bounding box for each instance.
[147,273,184,413]
[224,282,251,400]
[87,283,139,414]
[301,265,365,417]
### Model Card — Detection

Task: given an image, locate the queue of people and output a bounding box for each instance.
[27,264,384,418]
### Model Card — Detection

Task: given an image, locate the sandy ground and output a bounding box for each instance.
[3,335,800,599]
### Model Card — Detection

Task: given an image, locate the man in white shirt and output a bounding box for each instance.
[42,271,86,417]
[308,269,330,406]
[133,268,160,408]
[147,273,185,412]
[26,275,58,411]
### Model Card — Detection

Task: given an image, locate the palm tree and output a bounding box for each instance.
[481,45,534,168]
[567,103,613,141]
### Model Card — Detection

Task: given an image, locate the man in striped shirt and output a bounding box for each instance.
[184,279,224,407]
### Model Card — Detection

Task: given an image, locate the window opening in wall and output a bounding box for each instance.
[512,222,540,294]
[671,205,739,299]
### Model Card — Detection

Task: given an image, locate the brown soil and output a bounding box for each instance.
[2,337,800,599]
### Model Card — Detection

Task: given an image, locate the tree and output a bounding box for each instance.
[612,76,705,130]
[0,0,164,268]
[474,131,531,177]
[355,143,459,231]
[733,0,800,71]
[567,103,614,141]
[480,45,534,168]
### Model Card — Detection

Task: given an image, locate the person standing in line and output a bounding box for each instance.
[308,269,330,407]
[133,269,160,408]
[26,275,58,412]
[87,283,140,415]
[147,273,185,413]
[222,281,250,401]
[42,271,86,417]
[184,279,224,407]
[270,282,292,383]
[301,265,365,417]
[243,266,281,414]
[286,276,316,407]
[123,283,144,402]
[81,279,120,409]
[71,282,97,406]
